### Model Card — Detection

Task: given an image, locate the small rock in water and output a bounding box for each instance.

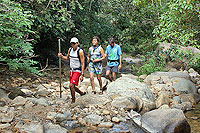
[103,109,110,115]
[191,117,198,120]
[0,101,6,107]
[112,117,121,123]
[98,122,114,128]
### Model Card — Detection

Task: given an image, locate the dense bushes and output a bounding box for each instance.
[0,0,39,74]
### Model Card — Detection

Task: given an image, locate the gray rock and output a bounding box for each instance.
[159,104,170,109]
[73,94,110,107]
[173,96,181,104]
[55,110,71,122]
[36,84,53,90]
[156,94,170,108]
[46,112,57,120]
[34,89,52,97]
[19,122,44,133]
[27,97,49,106]
[0,112,14,123]
[112,117,121,123]
[157,42,200,54]
[5,87,26,100]
[11,96,27,106]
[123,57,141,64]
[171,104,185,111]
[181,102,192,111]
[172,102,192,112]
[0,101,6,107]
[21,89,33,96]
[0,106,8,113]
[107,77,156,102]
[109,122,130,133]
[172,78,197,94]
[111,96,143,112]
[180,93,200,105]
[140,99,156,114]
[44,122,68,133]
[60,120,79,130]
[20,86,30,90]
[0,123,10,129]
[154,72,190,80]
[98,122,114,128]
[139,109,191,133]
[36,98,49,106]
[24,101,34,109]
[121,73,138,80]
[0,88,7,98]
[83,114,103,126]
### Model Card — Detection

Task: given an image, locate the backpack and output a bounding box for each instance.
[70,47,88,70]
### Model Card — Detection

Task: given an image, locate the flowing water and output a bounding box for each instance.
[68,121,145,133]
[185,102,200,133]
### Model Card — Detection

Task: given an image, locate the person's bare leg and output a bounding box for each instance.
[112,72,117,81]
[106,70,112,82]
[90,73,96,93]
[69,83,75,103]
[75,87,86,96]
[97,74,102,90]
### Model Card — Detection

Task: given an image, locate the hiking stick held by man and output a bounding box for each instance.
[58,38,62,98]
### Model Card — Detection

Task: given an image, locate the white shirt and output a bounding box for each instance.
[69,48,81,72]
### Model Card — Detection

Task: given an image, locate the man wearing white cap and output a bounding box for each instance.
[58,37,86,103]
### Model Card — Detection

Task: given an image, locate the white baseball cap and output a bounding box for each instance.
[70,37,79,43]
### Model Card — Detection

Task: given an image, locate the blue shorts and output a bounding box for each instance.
[88,62,102,74]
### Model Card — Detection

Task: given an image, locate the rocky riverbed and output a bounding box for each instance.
[0,59,200,132]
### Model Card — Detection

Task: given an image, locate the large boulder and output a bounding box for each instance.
[72,94,111,107]
[144,72,190,85]
[157,42,200,54]
[107,77,155,102]
[111,96,143,111]
[172,78,197,94]
[138,109,191,133]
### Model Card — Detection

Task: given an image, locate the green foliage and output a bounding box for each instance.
[0,0,40,74]
[153,0,200,47]
[134,51,166,75]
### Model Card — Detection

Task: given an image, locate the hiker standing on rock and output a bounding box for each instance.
[58,37,86,103]
[88,36,105,95]
[105,37,122,82]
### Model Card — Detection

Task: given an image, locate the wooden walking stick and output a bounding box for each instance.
[58,38,62,98]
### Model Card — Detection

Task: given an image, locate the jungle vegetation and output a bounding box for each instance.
[0,0,199,75]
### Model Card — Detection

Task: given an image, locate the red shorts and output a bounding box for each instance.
[69,72,81,86]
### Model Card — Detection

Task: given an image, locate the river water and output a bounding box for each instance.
[185,102,200,133]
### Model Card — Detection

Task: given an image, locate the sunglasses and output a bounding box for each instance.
[71,42,76,45]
